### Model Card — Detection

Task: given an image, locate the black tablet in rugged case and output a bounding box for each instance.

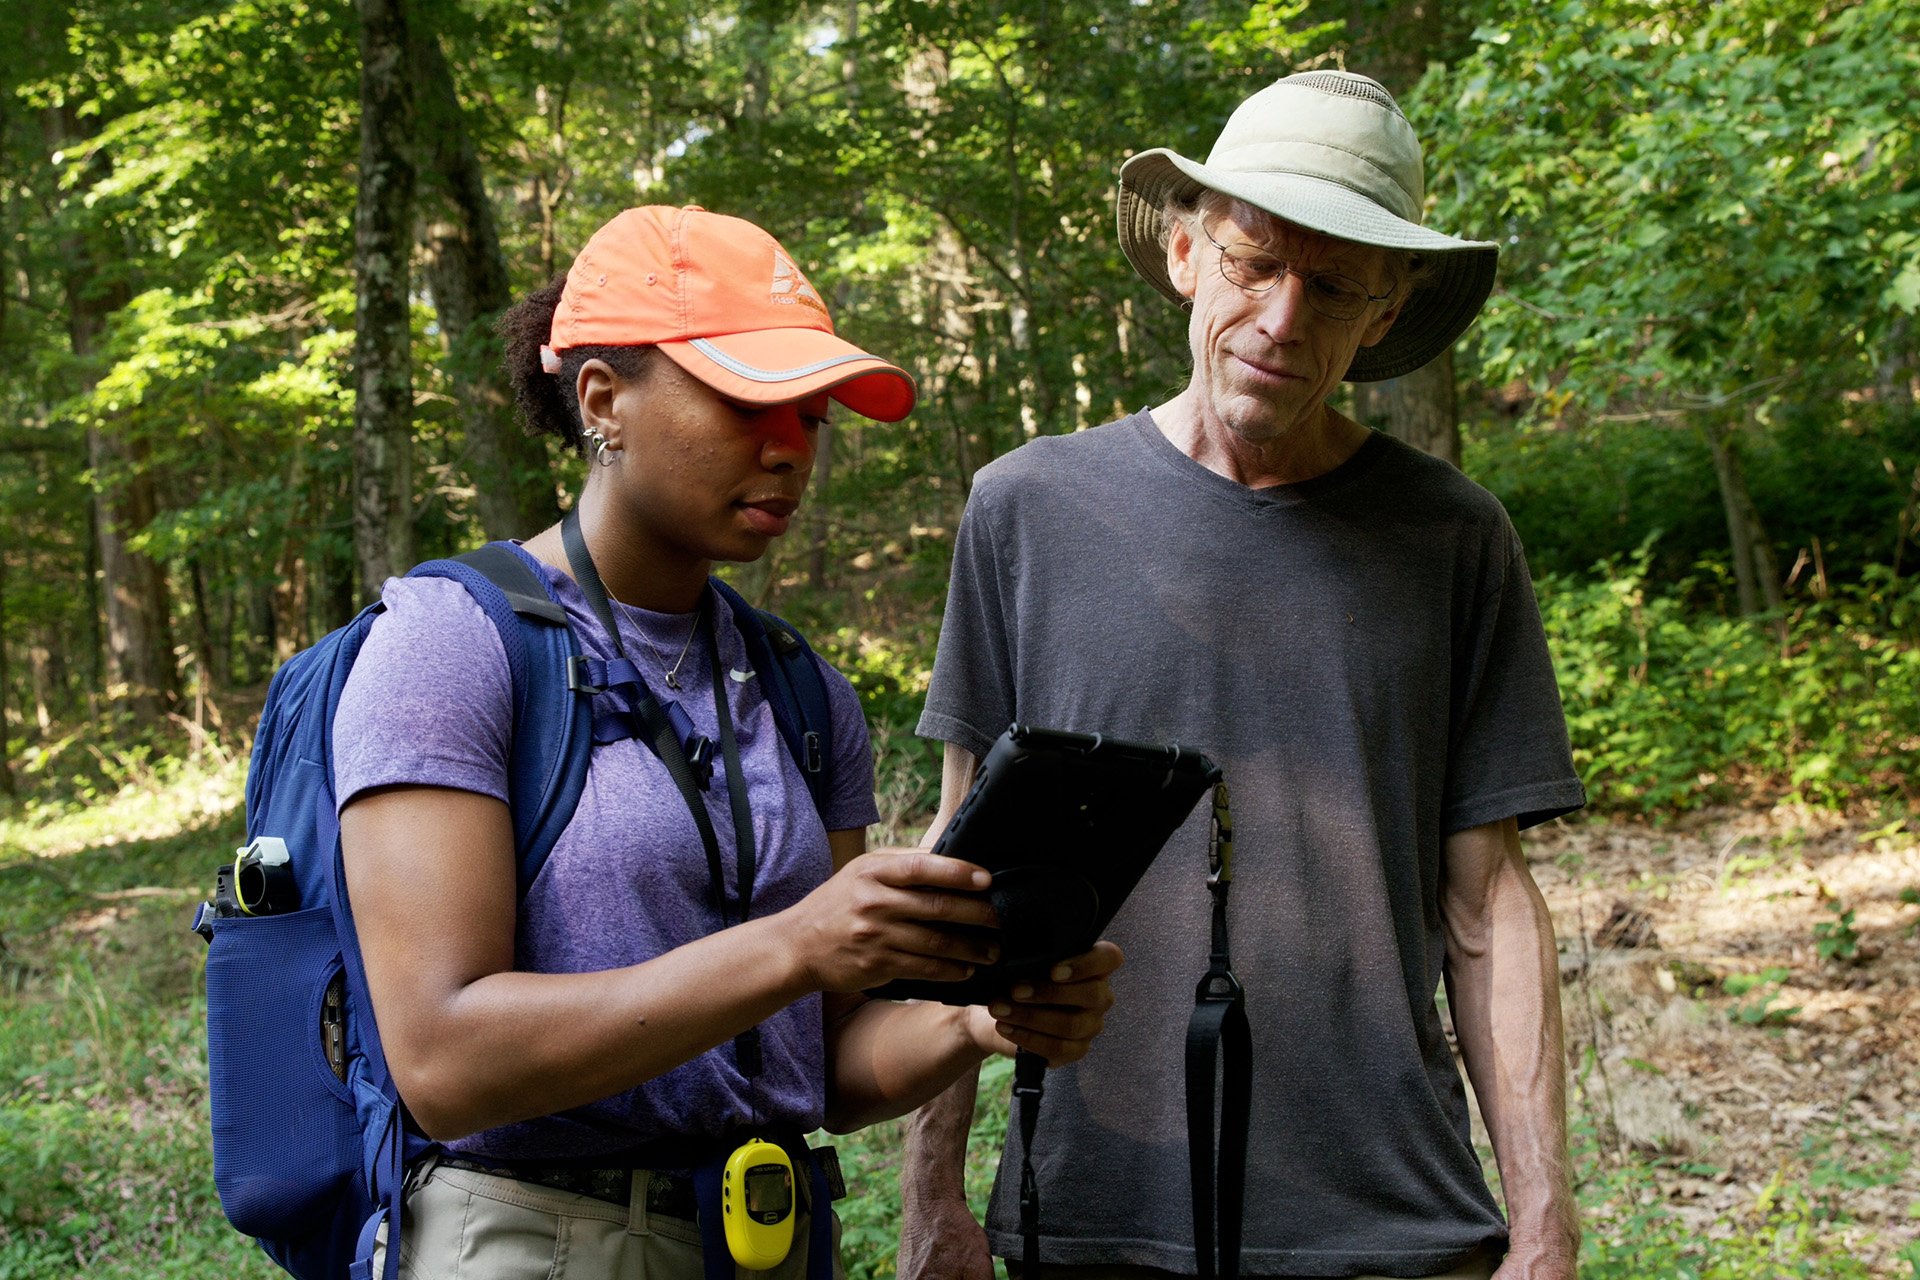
[869,724,1221,1006]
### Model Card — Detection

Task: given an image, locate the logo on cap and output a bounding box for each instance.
[770,250,829,317]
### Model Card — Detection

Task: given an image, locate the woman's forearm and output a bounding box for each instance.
[393,914,820,1140]
[822,997,991,1132]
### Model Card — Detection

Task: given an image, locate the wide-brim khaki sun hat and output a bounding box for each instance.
[1116,70,1498,383]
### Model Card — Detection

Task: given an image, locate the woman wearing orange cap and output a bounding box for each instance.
[333,206,1120,1279]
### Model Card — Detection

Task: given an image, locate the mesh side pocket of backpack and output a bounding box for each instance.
[206,904,361,1239]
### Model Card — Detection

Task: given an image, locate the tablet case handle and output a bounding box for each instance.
[987,866,1101,972]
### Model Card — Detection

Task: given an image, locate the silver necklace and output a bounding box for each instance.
[603,576,704,690]
[647,599,704,691]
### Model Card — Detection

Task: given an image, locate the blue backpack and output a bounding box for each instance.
[197,541,837,1280]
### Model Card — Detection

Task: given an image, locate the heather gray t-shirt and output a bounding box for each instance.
[334,553,879,1164]
[919,412,1585,1277]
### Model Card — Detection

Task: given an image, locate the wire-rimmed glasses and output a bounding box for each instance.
[1199,221,1393,322]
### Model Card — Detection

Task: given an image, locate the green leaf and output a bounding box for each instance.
[1887,260,1920,314]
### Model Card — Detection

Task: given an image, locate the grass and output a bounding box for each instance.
[2,734,1907,1279]
[1,748,276,1277]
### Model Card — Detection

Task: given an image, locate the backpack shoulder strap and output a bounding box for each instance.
[408,543,590,896]
[454,542,571,625]
[709,578,834,814]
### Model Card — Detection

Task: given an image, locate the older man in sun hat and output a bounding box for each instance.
[899,71,1586,1280]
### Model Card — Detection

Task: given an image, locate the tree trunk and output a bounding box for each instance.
[1338,0,1456,97]
[1351,348,1461,466]
[0,547,13,798]
[412,22,557,540]
[45,104,177,721]
[808,15,858,595]
[88,427,178,717]
[353,0,419,602]
[902,44,982,502]
[28,642,55,735]
[1882,315,1915,410]
[83,498,103,698]
[252,578,280,670]
[0,93,8,792]
[187,555,223,694]
[740,11,773,125]
[1702,417,1783,616]
[1341,0,1465,467]
[808,421,837,591]
[271,536,312,664]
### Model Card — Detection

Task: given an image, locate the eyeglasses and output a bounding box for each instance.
[1199,221,1393,322]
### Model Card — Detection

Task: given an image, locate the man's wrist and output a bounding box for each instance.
[901,1174,970,1206]
[901,1060,982,1204]
[1505,1216,1581,1262]
[898,1140,970,1206]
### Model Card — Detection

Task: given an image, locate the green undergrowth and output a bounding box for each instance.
[1540,553,1920,813]
[811,627,943,843]
[1570,1128,1890,1279]
[1,764,268,1275]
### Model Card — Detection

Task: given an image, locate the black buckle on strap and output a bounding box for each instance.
[566,655,604,695]
[1012,1050,1047,1280]
[1196,968,1243,1004]
[684,734,715,787]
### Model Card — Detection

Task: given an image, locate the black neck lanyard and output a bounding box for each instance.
[1186,781,1249,1280]
[1019,784,1247,1280]
[561,509,764,1074]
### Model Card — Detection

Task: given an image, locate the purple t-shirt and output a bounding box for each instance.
[333,553,879,1163]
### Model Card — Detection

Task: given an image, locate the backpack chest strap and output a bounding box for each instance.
[569,655,716,781]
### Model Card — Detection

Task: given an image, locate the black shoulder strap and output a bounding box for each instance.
[710,578,834,814]
[1014,1050,1048,1278]
[558,510,727,877]
[454,542,570,625]
[559,509,762,1075]
[1020,784,1248,1280]
[1186,782,1251,1280]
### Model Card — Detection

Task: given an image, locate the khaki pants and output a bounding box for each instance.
[373,1161,842,1280]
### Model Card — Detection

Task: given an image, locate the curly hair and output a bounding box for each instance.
[496,274,657,456]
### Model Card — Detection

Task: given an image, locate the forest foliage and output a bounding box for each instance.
[2,0,1917,804]
[4,4,1920,1277]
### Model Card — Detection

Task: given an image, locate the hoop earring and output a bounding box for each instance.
[596,439,617,467]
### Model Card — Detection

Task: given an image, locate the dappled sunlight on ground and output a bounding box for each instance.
[4,755,246,861]
[1524,808,1920,1271]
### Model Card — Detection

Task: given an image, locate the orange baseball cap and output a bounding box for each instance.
[541,205,916,422]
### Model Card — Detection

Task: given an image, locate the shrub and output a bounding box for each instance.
[1579,1163,1877,1278]
[815,628,943,838]
[1538,552,1920,811]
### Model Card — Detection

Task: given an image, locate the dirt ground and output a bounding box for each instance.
[1519,806,1920,1271]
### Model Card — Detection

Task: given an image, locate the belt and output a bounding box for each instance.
[438,1157,699,1219]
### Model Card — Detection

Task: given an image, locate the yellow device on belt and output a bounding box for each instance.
[722,1138,794,1269]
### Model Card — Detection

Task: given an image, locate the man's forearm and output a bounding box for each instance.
[902,1063,982,1202]
[903,742,987,1200]
[1443,821,1579,1266]
[1460,904,1576,1251]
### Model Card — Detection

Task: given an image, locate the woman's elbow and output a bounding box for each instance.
[820,1078,899,1135]
[386,1042,495,1142]
[819,1093,866,1135]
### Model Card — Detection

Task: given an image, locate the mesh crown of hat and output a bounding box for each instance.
[1284,71,1405,115]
